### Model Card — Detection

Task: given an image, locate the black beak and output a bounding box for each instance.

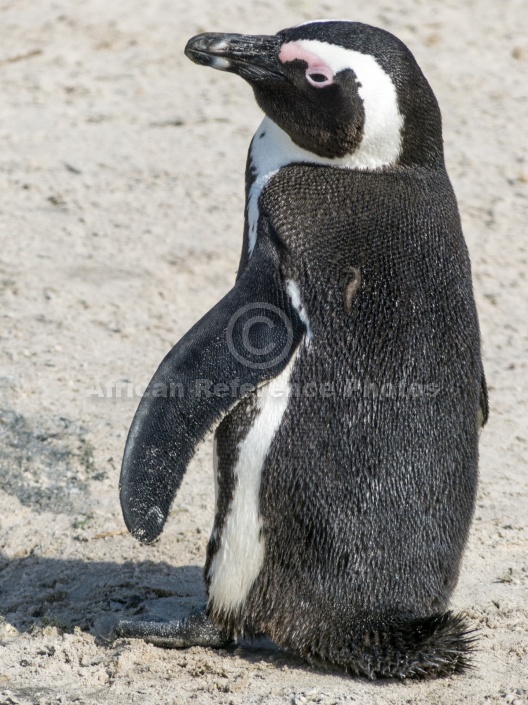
[185,32,286,83]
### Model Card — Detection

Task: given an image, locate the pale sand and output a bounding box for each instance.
[0,0,526,703]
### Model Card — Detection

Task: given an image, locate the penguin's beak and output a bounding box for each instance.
[185,33,286,83]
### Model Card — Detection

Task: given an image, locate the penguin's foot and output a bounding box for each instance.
[113,607,233,649]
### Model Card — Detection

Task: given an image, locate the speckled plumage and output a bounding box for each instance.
[118,20,487,679]
[209,162,484,677]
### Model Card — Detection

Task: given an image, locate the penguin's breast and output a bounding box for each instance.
[206,350,301,615]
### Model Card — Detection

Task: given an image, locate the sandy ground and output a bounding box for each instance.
[0,0,526,703]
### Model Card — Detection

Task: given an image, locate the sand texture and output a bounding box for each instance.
[0,0,527,703]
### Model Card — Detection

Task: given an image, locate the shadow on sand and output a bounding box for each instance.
[0,553,205,636]
[0,553,321,674]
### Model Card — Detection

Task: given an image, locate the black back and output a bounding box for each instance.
[213,161,483,644]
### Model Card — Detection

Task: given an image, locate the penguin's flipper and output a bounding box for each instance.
[114,607,233,649]
[120,232,305,542]
[478,373,489,429]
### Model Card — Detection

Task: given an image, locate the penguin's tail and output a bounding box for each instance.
[311,611,477,679]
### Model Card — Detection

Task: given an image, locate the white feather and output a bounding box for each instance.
[207,349,300,614]
[286,279,312,343]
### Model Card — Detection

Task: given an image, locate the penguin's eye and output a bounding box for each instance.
[306,69,334,89]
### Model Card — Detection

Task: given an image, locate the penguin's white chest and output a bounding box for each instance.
[207,350,300,614]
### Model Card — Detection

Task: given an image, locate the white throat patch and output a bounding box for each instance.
[246,42,402,255]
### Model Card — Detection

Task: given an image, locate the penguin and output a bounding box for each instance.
[116,20,488,679]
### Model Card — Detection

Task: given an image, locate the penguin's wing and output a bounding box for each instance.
[120,233,305,542]
[479,373,489,429]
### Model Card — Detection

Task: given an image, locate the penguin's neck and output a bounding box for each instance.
[245,116,400,257]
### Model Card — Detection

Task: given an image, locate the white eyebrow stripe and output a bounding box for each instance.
[284,39,403,170]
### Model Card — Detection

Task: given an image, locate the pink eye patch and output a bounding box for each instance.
[278,41,334,88]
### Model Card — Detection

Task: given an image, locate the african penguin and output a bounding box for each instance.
[116,20,488,679]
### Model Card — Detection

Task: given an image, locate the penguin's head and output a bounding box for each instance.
[185,21,444,168]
